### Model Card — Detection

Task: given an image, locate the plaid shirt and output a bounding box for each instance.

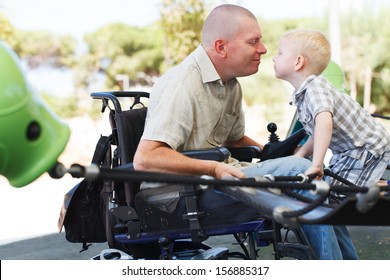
[291,75,390,159]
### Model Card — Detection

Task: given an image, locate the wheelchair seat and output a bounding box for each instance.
[90,90,316,260]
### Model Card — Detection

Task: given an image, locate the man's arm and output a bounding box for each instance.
[223,135,264,150]
[133,139,247,179]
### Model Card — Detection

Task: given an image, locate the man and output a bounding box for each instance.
[134,4,347,259]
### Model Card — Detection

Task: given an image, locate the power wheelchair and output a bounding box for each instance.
[73,90,318,260]
[58,61,390,260]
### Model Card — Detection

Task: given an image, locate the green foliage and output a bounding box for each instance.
[12,30,77,68]
[371,67,390,113]
[159,0,207,68]
[41,92,86,119]
[340,7,390,114]
[0,13,16,47]
[261,17,326,58]
[81,23,164,88]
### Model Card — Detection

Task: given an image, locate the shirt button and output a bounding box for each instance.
[218,94,223,99]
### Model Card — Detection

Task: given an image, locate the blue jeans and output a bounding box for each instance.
[241,156,358,260]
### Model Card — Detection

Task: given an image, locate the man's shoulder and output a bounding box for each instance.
[161,57,202,83]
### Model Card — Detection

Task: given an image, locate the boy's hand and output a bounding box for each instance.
[305,165,324,180]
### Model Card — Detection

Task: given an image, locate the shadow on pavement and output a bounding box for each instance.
[1,226,389,260]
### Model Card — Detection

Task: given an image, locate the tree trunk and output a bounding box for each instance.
[364,66,372,111]
[350,74,357,100]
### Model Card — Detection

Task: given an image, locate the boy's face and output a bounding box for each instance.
[273,37,297,81]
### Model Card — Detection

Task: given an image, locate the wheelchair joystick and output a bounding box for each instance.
[267,122,279,142]
[260,122,306,161]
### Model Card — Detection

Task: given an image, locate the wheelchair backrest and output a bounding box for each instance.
[118,107,147,163]
[91,91,149,206]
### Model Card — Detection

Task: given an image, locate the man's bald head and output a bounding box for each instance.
[201,4,258,50]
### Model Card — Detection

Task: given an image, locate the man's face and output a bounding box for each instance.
[224,17,267,78]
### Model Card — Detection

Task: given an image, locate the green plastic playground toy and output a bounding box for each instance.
[322,60,346,92]
[0,40,70,187]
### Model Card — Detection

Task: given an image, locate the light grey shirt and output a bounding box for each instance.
[139,45,246,212]
[291,75,390,160]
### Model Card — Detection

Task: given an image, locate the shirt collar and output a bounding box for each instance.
[290,75,318,105]
[193,45,237,87]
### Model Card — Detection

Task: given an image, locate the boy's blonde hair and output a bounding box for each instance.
[281,29,331,75]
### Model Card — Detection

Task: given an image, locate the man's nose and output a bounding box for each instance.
[258,43,267,55]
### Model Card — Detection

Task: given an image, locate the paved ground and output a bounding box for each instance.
[0,232,106,260]
[1,226,390,260]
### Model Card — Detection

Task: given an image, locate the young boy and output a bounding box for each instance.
[273,28,390,260]
[273,29,390,200]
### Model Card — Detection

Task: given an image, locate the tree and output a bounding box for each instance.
[340,8,390,114]
[0,11,77,69]
[0,12,16,47]
[12,30,77,68]
[79,23,164,90]
[159,0,208,69]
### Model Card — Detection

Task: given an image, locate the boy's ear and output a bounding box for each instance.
[215,39,227,57]
[294,55,305,71]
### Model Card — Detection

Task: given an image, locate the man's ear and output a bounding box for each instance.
[294,55,305,71]
[215,39,227,57]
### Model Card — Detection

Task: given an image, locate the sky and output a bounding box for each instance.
[2,0,390,39]
[2,0,390,32]
[1,0,330,37]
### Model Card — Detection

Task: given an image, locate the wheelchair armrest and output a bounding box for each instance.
[183,146,261,162]
[182,147,230,161]
[227,146,261,162]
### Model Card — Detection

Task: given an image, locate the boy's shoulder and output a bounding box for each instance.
[303,75,335,94]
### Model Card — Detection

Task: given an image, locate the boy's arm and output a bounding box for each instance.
[294,136,314,158]
[307,111,333,178]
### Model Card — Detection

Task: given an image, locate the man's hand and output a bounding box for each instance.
[214,162,247,179]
